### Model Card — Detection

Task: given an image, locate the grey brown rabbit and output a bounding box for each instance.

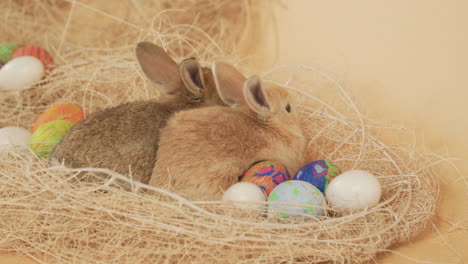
[50,42,224,184]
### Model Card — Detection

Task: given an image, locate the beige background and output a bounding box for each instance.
[2,0,467,263]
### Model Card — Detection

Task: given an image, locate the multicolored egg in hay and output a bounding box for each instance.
[267,180,326,218]
[293,160,340,192]
[0,43,18,63]
[12,45,53,67]
[241,160,291,196]
[32,104,85,132]
[29,120,76,159]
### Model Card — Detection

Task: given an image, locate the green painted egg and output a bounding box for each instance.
[0,43,18,63]
[29,120,76,158]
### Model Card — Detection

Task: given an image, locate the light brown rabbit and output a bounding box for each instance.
[50,42,224,184]
[149,62,306,199]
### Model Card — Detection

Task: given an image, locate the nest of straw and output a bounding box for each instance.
[0,0,439,263]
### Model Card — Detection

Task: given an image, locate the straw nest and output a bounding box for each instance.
[0,0,439,263]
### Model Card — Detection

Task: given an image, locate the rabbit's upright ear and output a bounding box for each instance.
[136,42,182,93]
[179,58,204,99]
[243,76,272,119]
[212,62,246,106]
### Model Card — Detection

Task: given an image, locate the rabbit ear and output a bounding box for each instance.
[243,76,271,118]
[212,62,246,106]
[179,58,204,99]
[136,42,182,93]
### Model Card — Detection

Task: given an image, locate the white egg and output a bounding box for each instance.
[0,56,45,91]
[222,182,266,211]
[0,126,32,153]
[325,170,382,210]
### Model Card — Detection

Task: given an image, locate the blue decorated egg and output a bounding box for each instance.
[293,160,340,192]
[267,180,325,218]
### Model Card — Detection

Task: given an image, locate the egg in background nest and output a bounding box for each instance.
[0,42,18,63]
[12,45,53,68]
[29,120,76,159]
[32,104,85,132]
[267,180,326,218]
[0,126,32,153]
[325,170,382,210]
[240,160,291,196]
[293,160,340,193]
[0,56,45,91]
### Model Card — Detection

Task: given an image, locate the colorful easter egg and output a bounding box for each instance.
[0,126,32,153]
[0,56,45,91]
[12,45,53,67]
[29,120,76,159]
[222,182,266,211]
[0,43,18,63]
[293,160,340,192]
[32,104,85,132]
[325,170,382,210]
[241,160,291,196]
[267,180,326,218]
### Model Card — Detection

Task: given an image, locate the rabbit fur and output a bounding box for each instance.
[149,62,306,199]
[50,42,225,184]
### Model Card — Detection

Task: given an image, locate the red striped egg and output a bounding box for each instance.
[12,45,53,67]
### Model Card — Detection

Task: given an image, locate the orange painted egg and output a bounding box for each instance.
[241,160,291,196]
[33,104,84,132]
[12,45,53,67]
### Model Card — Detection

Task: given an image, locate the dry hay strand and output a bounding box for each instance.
[0,0,442,263]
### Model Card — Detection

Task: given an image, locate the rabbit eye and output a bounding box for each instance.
[285,104,291,113]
